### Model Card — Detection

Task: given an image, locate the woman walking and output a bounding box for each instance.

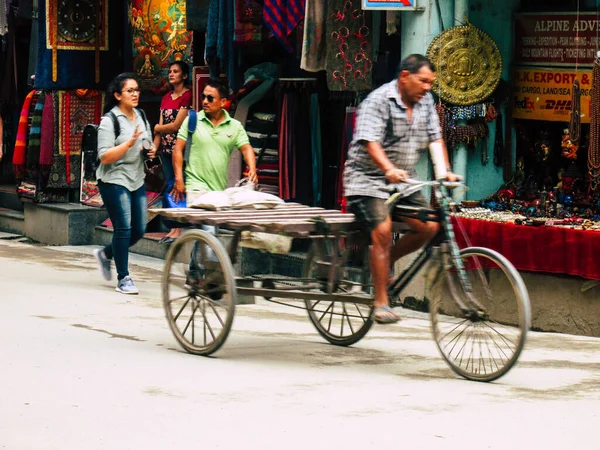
[93,73,155,294]
[153,61,192,244]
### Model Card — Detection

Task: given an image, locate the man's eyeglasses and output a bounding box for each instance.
[122,88,141,95]
[201,94,217,103]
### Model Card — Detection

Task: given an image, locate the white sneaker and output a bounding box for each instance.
[115,276,139,295]
[93,248,112,281]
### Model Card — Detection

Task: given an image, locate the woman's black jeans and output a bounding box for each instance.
[98,181,147,280]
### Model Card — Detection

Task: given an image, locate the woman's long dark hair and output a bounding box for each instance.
[104,72,139,114]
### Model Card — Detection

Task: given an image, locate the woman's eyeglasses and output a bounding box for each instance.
[122,88,141,95]
[201,94,217,103]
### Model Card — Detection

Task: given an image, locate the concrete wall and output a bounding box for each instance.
[397,254,600,338]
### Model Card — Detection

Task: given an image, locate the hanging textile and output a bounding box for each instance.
[300,0,326,72]
[325,0,373,92]
[12,90,35,177]
[263,0,305,52]
[206,0,238,89]
[35,0,121,89]
[278,79,317,204]
[234,0,264,45]
[27,2,38,81]
[129,0,192,95]
[0,0,8,35]
[278,92,292,199]
[46,90,102,189]
[27,91,46,172]
[39,91,54,173]
[386,11,398,35]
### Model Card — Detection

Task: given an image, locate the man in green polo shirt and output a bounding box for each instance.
[170,79,258,205]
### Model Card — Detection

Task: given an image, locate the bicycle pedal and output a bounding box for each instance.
[389,298,403,308]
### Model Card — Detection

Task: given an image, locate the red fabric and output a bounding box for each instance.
[452,217,600,280]
[12,90,35,173]
[40,92,55,167]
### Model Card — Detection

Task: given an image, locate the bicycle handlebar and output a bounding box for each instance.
[384,178,465,192]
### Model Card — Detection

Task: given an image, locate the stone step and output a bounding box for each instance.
[0,207,25,235]
[24,202,109,245]
[0,185,23,212]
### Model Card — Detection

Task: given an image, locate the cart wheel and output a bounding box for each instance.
[162,229,237,355]
[304,238,374,346]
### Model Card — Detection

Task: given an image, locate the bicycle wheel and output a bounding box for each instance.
[304,238,374,346]
[162,230,237,355]
[430,246,531,382]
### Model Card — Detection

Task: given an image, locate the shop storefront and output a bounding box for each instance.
[452,4,600,285]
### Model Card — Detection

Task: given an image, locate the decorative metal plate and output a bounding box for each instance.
[427,25,502,105]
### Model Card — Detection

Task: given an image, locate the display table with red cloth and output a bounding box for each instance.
[451,217,600,281]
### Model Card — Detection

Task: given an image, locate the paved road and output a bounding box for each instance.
[1,238,599,450]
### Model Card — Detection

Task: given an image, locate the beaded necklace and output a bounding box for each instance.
[588,55,600,189]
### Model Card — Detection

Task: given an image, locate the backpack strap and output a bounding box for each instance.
[184,109,197,163]
[106,110,120,139]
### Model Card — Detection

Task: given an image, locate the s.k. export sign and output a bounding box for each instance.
[512,67,591,122]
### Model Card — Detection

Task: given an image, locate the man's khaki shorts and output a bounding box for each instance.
[347,191,429,232]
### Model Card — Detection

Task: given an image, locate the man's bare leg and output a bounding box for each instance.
[370,217,399,322]
[390,217,439,266]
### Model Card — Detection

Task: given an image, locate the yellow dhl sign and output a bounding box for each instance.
[512,68,591,123]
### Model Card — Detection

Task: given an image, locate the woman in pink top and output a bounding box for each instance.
[153,61,192,243]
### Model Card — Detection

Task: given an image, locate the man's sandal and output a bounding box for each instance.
[373,305,400,324]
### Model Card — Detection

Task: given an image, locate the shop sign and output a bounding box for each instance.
[515,12,600,67]
[512,67,591,123]
[362,0,418,10]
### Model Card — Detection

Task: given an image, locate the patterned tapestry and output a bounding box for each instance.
[47,90,103,189]
[325,0,373,92]
[129,0,192,95]
[36,1,125,89]
[45,0,109,51]
[45,0,109,83]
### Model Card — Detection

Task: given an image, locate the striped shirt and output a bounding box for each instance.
[343,80,442,199]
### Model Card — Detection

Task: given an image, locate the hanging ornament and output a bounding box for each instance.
[588,53,600,189]
[426,25,502,105]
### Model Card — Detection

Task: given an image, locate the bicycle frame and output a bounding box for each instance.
[386,182,480,315]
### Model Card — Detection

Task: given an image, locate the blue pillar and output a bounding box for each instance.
[452,0,469,201]
[401,0,454,185]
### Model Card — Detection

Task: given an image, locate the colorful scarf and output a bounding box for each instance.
[263,0,305,52]
[27,91,46,170]
[12,90,35,177]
